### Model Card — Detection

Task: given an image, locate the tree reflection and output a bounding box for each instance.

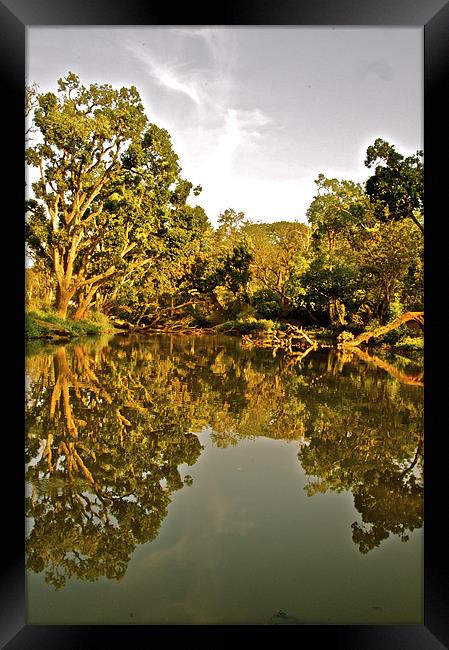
[297,348,423,553]
[26,340,203,589]
[26,335,423,588]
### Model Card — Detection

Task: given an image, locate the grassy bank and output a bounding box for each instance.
[25,309,115,341]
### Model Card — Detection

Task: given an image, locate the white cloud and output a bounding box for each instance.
[124,35,275,225]
[211,108,271,176]
[125,41,203,106]
[152,65,201,105]
[171,27,237,72]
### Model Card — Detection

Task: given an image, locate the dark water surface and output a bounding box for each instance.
[25,333,423,624]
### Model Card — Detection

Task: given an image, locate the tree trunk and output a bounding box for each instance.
[55,285,75,319]
[306,307,320,324]
[210,291,225,313]
[341,311,424,348]
[72,303,89,322]
[376,281,395,323]
[73,285,98,322]
[329,298,346,326]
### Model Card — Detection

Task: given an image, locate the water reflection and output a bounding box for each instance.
[25,335,423,587]
[297,346,423,554]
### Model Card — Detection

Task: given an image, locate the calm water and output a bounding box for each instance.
[25,333,424,624]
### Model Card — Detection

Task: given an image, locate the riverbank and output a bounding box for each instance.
[209,318,423,353]
[25,311,423,353]
[25,310,119,341]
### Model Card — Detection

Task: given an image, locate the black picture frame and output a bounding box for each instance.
[2,0,448,647]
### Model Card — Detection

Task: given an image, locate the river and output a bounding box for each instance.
[25,333,423,624]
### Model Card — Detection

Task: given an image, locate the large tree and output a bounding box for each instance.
[355,218,423,321]
[71,124,208,322]
[301,176,371,324]
[184,210,254,317]
[303,170,423,325]
[306,175,369,251]
[25,72,149,318]
[242,220,311,311]
[365,138,424,236]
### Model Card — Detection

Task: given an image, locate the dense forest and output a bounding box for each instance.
[25,73,424,345]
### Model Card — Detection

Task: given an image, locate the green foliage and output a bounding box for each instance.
[216,208,246,242]
[307,174,371,252]
[235,304,258,321]
[243,220,311,311]
[26,72,149,316]
[365,138,423,234]
[300,156,423,326]
[214,240,253,297]
[25,72,211,323]
[376,295,409,344]
[393,336,424,351]
[26,309,106,339]
[300,252,361,325]
[215,318,276,334]
[252,289,283,319]
[83,310,111,326]
[25,313,43,339]
[68,321,104,337]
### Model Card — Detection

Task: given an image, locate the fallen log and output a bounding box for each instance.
[33,319,72,339]
[131,325,217,336]
[282,344,317,366]
[241,325,317,352]
[285,324,316,347]
[339,311,424,348]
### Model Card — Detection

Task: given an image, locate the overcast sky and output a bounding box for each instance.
[26,26,423,226]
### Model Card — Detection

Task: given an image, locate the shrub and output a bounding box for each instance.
[84,310,111,327]
[337,330,354,344]
[215,318,277,334]
[257,319,276,331]
[235,305,258,321]
[252,289,282,319]
[378,325,409,345]
[393,336,424,351]
[25,313,43,339]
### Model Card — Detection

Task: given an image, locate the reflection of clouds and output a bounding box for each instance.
[130,489,257,622]
[131,528,217,623]
[138,529,198,571]
[138,496,255,577]
[212,496,257,536]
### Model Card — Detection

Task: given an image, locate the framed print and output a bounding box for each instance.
[2,0,448,647]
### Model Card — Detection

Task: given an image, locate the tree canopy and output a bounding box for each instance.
[365,138,424,235]
[26,73,208,321]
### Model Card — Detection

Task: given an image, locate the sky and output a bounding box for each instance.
[26,26,423,227]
